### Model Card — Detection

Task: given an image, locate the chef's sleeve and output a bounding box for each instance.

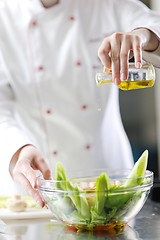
[117,0,160,68]
[0,51,33,171]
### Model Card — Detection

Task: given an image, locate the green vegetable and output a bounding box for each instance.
[93,172,111,215]
[105,150,149,216]
[52,150,150,228]
[55,161,67,189]
[90,172,113,224]
[124,149,148,187]
[55,162,90,221]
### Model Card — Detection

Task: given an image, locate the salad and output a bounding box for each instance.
[41,150,153,230]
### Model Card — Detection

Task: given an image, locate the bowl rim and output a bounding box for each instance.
[37,169,153,193]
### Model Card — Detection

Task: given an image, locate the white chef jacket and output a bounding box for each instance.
[0,0,160,195]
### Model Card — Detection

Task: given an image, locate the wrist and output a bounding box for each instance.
[132,28,159,52]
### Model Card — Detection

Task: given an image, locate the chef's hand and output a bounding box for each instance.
[98,28,159,85]
[9,145,51,207]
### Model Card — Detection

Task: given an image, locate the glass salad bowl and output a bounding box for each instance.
[37,150,153,233]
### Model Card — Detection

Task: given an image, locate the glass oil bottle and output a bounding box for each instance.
[95,62,155,90]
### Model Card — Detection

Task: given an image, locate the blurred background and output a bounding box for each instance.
[120,0,160,179]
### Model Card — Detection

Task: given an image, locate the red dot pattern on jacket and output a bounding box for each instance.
[53,150,58,156]
[69,16,75,21]
[81,105,88,110]
[75,60,81,66]
[31,20,37,26]
[37,66,44,71]
[32,14,91,155]
[85,144,91,150]
[46,109,52,114]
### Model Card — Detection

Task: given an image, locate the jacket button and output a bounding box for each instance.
[52,150,58,156]
[81,104,88,110]
[37,66,44,71]
[75,60,81,66]
[46,109,52,114]
[31,20,37,26]
[85,144,91,150]
[69,16,75,21]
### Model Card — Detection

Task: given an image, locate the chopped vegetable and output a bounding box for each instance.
[49,150,151,228]
[55,162,90,221]
[124,149,148,187]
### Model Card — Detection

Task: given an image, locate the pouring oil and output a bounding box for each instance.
[96,63,155,90]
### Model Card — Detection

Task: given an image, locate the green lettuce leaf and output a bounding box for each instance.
[54,150,149,226]
[55,162,90,221]
[124,149,148,187]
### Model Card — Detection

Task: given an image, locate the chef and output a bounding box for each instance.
[0,0,160,206]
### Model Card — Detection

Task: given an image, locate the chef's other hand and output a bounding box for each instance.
[98,28,159,85]
[9,145,51,207]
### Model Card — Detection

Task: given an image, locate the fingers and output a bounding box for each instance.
[110,36,121,85]
[33,157,52,181]
[132,36,142,68]
[10,146,52,207]
[98,33,122,84]
[98,39,111,70]
[98,32,143,85]
[120,37,132,81]
[16,145,51,184]
[13,165,45,207]
[18,174,45,207]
